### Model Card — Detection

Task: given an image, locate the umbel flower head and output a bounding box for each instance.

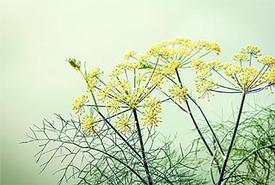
[142,96,162,127]
[193,45,275,97]
[140,37,221,103]
[72,95,89,114]
[81,112,98,133]
[96,57,163,128]
[145,37,221,72]
[115,113,134,133]
[69,53,164,133]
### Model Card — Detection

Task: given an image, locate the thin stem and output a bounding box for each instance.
[187,94,225,156]
[133,108,153,185]
[216,93,246,185]
[95,109,142,159]
[185,100,214,156]
[80,71,99,111]
[175,69,213,156]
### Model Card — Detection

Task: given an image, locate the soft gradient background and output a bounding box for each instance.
[1,0,275,184]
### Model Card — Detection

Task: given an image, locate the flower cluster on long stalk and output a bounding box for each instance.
[25,37,275,185]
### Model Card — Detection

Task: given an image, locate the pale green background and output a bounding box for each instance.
[1,0,275,184]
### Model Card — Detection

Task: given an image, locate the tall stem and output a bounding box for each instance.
[188,95,225,156]
[96,109,142,159]
[175,69,214,156]
[217,93,246,185]
[185,100,214,156]
[133,108,153,185]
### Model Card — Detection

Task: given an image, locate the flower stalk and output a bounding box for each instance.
[217,92,246,185]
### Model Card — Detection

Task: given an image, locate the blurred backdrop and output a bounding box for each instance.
[1,0,275,184]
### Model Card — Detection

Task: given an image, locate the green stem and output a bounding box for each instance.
[95,109,142,159]
[133,108,153,185]
[80,71,99,111]
[217,93,246,185]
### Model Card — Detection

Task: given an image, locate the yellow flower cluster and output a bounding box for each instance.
[100,79,146,111]
[69,39,275,134]
[240,45,261,58]
[81,112,97,133]
[142,97,162,127]
[115,114,134,133]
[258,56,275,66]
[110,61,143,77]
[195,40,221,55]
[232,66,260,88]
[86,67,103,91]
[97,62,157,115]
[146,38,221,61]
[223,63,241,77]
[204,60,225,70]
[162,59,182,75]
[191,58,205,70]
[233,53,249,62]
[124,50,136,60]
[169,84,188,103]
[265,66,275,83]
[68,58,81,71]
[193,45,275,95]
[72,95,89,114]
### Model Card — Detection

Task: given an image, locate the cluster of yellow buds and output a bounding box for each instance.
[81,112,97,133]
[142,97,162,127]
[86,67,103,91]
[162,59,182,75]
[193,45,275,95]
[124,50,136,60]
[169,84,188,103]
[265,66,275,83]
[115,114,134,133]
[69,39,275,134]
[233,53,250,62]
[258,56,275,66]
[72,95,89,114]
[240,45,261,58]
[146,38,221,62]
[195,40,221,55]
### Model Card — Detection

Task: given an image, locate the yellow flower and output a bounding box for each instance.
[240,45,261,58]
[237,66,259,88]
[193,64,217,96]
[146,38,195,59]
[115,114,133,133]
[233,53,249,62]
[169,84,188,103]
[195,78,216,96]
[195,40,221,55]
[191,58,205,71]
[265,67,275,83]
[81,112,97,133]
[106,99,122,114]
[86,67,103,91]
[124,50,136,59]
[224,63,241,77]
[68,58,81,71]
[110,61,142,77]
[204,60,225,70]
[172,37,193,45]
[72,95,89,114]
[162,59,182,75]
[258,56,275,66]
[138,53,149,62]
[142,97,162,127]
